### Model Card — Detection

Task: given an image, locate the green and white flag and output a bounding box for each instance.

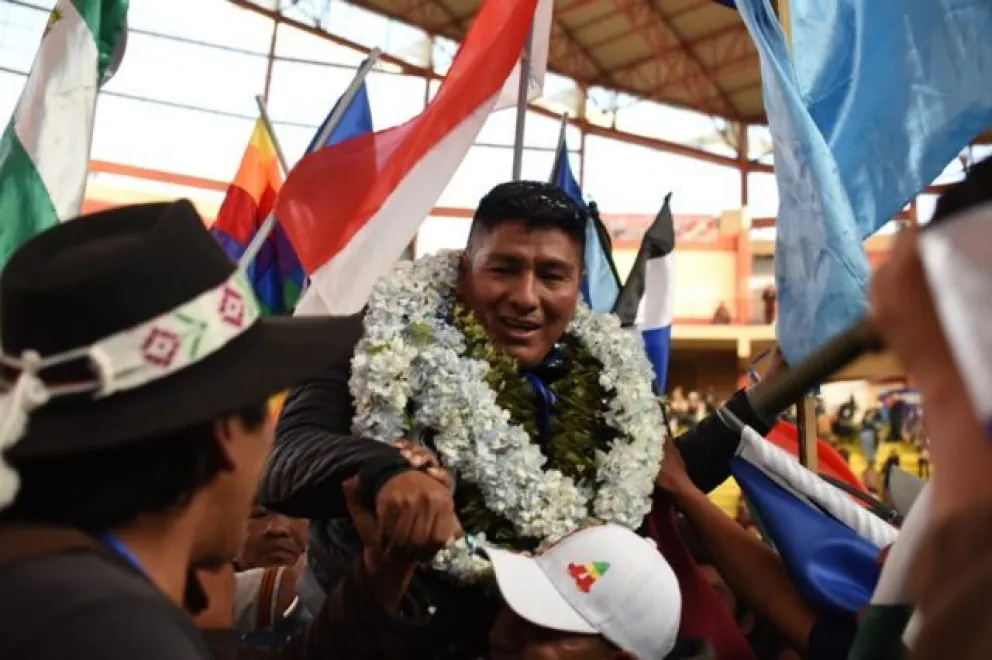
[0,0,128,268]
[847,483,932,660]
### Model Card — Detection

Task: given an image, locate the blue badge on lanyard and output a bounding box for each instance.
[95,531,147,575]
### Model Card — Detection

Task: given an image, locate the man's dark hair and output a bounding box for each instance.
[1,400,269,529]
[467,180,586,254]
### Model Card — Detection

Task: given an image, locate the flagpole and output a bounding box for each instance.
[511,29,534,181]
[239,50,382,270]
[548,112,569,184]
[255,95,290,175]
[772,0,816,471]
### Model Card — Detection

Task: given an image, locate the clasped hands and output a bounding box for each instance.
[344,440,463,566]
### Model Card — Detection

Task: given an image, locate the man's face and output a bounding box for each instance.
[457,220,582,369]
[237,505,307,569]
[489,607,627,659]
[197,411,276,567]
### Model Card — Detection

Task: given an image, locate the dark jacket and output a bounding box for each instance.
[0,525,213,660]
[260,313,773,657]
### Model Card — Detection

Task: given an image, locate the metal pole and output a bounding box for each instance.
[511,29,534,181]
[548,112,569,184]
[239,50,382,270]
[254,94,290,173]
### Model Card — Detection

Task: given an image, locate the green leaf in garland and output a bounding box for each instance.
[444,302,625,549]
[408,321,433,346]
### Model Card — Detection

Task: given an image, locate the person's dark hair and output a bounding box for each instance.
[932,154,992,223]
[467,180,586,254]
[1,399,269,529]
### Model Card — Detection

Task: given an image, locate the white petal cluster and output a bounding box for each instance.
[350,250,666,583]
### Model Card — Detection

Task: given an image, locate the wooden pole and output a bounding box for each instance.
[778,0,793,45]
[775,0,817,470]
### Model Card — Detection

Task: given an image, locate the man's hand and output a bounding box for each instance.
[392,440,454,491]
[376,469,462,561]
[344,475,380,551]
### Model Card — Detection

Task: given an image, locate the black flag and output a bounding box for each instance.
[612,193,675,326]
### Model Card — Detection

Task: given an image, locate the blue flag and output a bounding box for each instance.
[737,0,992,365]
[736,0,868,365]
[551,141,621,313]
[732,457,882,615]
[790,0,992,239]
[306,80,374,151]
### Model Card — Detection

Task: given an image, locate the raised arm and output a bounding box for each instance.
[259,312,412,520]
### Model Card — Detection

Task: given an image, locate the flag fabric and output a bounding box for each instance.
[734,0,870,366]
[550,140,621,313]
[613,194,674,325]
[737,0,992,365]
[848,484,931,660]
[611,194,675,390]
[281,0,551,316]
[731,426,897,615]
[286,79,377,316]
[496,0,553,110]
[919,202,992,436]
[790,0,992,240]
[0,0,128,270]
[210,119,302,315]
[305,79,374,152]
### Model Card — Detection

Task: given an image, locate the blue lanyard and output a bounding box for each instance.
[524,372,557,444]
[94,531,147,575]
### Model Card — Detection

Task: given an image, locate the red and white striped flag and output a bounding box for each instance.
[281,0,551,316]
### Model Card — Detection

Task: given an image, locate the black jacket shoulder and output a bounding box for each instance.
[260,311,411,520]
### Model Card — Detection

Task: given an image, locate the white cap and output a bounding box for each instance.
[483,524,681,659]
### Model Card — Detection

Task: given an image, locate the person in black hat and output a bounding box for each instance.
[0,200,349,660]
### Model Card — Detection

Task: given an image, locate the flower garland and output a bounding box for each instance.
[349,250,665,583]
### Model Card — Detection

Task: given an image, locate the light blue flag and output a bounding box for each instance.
[551,140,621,313]
[790,0,992,238]
[736,0,870,365]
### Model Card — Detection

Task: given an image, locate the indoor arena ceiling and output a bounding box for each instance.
[336,0,764,122]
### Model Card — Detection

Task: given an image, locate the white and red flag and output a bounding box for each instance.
[281,0,552,316]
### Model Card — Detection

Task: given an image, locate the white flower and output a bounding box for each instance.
[350,250,666,583]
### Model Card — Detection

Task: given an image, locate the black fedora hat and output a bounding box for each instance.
[0,199,348,459]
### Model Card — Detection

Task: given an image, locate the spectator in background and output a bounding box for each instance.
[832,395,858,442]
[859,409,881,465]
[713,302,732,324]
[762,285,777,324]
[862,463,880,496]
[236,503,307,571]
[686,392,705,427]
[888,394,906,443]
[918,434,931,479]
[704,387,718,415]
[881,451,902,505]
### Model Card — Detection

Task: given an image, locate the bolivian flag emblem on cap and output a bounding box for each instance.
[568,561,611,593]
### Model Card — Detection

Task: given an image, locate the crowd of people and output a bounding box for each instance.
[0,163,989,660]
